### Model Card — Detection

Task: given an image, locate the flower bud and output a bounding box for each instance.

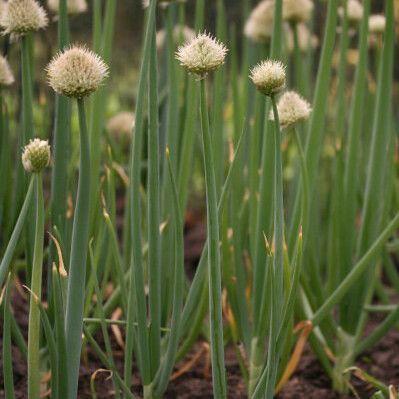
[0,0,48,35]
[47,0,87,15]
[46,45,109,98]
[250,60,286,96]
[269,91,312,129]
[0,56,14,86]
[175,32,228,77]
[22,139,51,173]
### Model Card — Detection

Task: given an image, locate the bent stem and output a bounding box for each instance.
[65,98,91,399]
[199,78,227,399]
[27,173,44,399]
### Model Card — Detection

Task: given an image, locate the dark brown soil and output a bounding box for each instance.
[1,215,399,398]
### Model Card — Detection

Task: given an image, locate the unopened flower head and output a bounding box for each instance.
[250,59,286,96]
[175,32,228,77]
[156,25,195,51]
[339,0,363,24]
[47,0,87,15]
[0,56,14,86]
[106,112,135,140]
[0,0,48,35]
[22,138,51,173]
[269,91,312,129]
[283,0,313,23]
[46,45,109,98]
[369,14,386,34]
[244,0,274,43]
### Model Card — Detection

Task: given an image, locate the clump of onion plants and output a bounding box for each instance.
[0,1,398,399]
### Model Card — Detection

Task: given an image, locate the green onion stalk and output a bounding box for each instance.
[46,44,109,398]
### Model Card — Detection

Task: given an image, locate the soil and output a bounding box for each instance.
[1,214,399,398]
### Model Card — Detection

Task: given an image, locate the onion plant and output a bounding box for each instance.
[0,0,398,398]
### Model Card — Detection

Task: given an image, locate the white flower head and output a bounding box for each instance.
[270,91,312,129]
[244,0,274,43]
[46,45,109,98]
[175,32,228,77]
[0,56,14,86]
[47,0,88,15]
[106,112,135,140]
[283,0,314,23]
[22,138,51,173]
[250,59,286,96]
[339,0,363,23]
[0,0,48,35]
[369,14,386,34]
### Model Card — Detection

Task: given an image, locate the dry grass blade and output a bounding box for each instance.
[275,320,313,394]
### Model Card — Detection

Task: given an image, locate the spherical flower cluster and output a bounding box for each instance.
[283,0,313,23]
[175,32,228,77]
[0,0,48,35]
[106,112,135,140]
[244,0,274,43]
[46,45,109,99]
[0,56,14,86]
[339,0,363,24]
[250,59,286,96]
[47,0,87,15]
[369,14,386,34]
[22,138,51,173]
[270,91,312,129]
[156,25,195,51]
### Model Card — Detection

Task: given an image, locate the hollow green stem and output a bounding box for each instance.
[199,78,226,399]
[65,98,91,399]
[147,25,161,377]
[28,173,44,399]
[263,94,284,398]
[0,177,34,290]
[125,0,156,389]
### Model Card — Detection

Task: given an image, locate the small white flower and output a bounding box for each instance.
[250,59,286,96]
[176,32,228,76]
[369,14,386,34]
[283,0,314,23]
[339,0,363,24]
[46,45,109,98]
[22,139,51,173]
[0,56,14,86]
[270,91,312,129]
[244,0,274,43]
[106,112,135,140]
